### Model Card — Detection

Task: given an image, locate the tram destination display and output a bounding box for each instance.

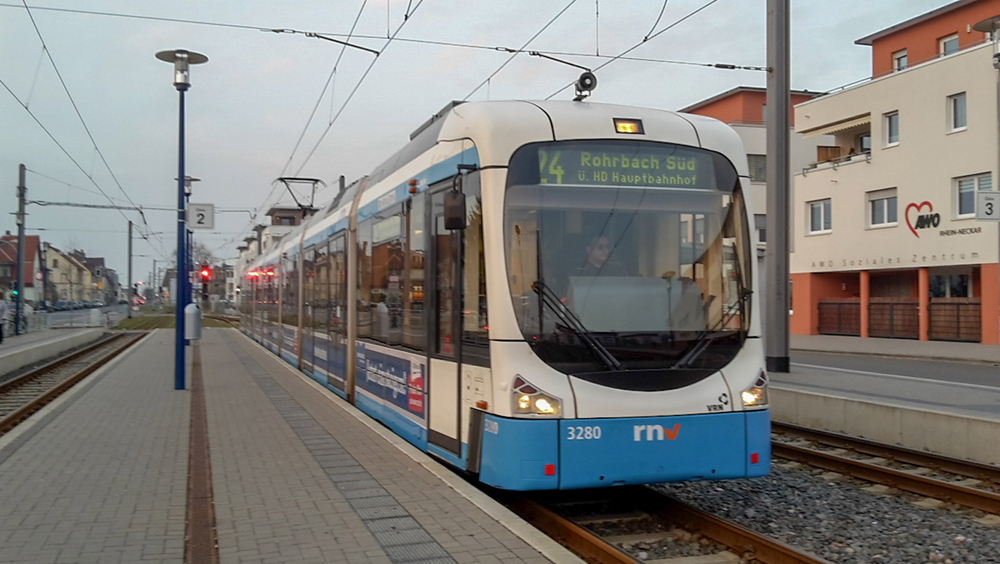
[537,145,716,189]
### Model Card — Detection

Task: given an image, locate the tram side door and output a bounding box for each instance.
[302,248,315,374]
[427,187,462,456]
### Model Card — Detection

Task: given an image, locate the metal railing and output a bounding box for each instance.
[4,304,132,333]
[801,151,871,176]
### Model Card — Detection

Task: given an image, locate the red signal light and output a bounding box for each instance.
[200,265,212,281]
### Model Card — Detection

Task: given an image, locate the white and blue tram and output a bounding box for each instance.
[240,100,770,490]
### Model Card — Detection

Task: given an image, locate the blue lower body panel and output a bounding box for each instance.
[479,410,770,490]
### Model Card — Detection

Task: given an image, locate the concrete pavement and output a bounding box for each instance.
[791,333,1000,363]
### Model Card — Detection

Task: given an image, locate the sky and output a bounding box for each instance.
[0,0,953,286]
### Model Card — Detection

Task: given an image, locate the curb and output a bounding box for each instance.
[790,348,1000,365]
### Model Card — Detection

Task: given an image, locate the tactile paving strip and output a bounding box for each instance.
[224,335,457,564]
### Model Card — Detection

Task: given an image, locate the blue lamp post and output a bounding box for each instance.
[156,49,208,391]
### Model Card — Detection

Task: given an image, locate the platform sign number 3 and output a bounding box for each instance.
[189,203,215,230]
[977,192,1000,221]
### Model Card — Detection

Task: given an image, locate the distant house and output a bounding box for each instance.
[0,232,42,303]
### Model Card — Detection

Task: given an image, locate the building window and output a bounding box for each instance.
[747,154,766,182]
[949,93,967,131]
[868,189,897,227]
[892,49,907,71]
[857,133,871,154]
[884,112,899,146]
[754,214,767,243]
[53,259,58,268]
[940,33,959,56]
[956,173,992,217]
[930,273,970,298]
[808,199,832,234]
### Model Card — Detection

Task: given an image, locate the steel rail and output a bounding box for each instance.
[0,333,120,394]
[503,494,642,564]
[626,488,832,564]
[772,442,1000,514]
[0,333,142,435]
[773,422,1000,483]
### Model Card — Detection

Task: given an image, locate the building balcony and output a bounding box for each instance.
[801,148,871,175]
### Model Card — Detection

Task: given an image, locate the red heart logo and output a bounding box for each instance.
[905,201,933,238]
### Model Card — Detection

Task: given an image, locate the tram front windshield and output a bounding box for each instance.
[504,140,751,386]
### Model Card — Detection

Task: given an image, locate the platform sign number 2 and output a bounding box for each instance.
[188,203,215,230]
[977,192,1000,221]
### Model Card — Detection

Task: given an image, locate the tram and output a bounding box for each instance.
[241,99,770,490]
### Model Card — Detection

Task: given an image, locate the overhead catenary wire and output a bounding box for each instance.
[27,168,132,203]
[19,2,157,238]
[645,0,671,41]
[462,0,580,101]
[545,0,723,100]
[290,0,426,176]
[0,4,762,72]
[277,0,369,180]
[228,1,428,254]
[0,77,171,261]
[29,199,253,215]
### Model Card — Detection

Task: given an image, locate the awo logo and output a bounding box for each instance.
[905,201,940,238]
[633,424,681,441]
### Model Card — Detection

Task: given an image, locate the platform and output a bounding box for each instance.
[0,328,578,564]
[0,328,104,378]
[771,363,1000,466]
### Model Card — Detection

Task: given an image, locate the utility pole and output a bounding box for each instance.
[128,220,133,318]
[15,164,26,336]
[765,0,791,373]
[152,258,157,305]
[40,243,49,309]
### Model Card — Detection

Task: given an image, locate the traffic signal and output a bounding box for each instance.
[200,264,211,300]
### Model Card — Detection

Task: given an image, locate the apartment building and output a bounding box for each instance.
[682,87,831,294]
[791,0,1000,343]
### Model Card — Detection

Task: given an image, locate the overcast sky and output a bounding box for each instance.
[0,0,951,285]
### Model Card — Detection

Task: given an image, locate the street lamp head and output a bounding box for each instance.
[155,49,208,91]
[174,176,201,196]
[973,15,1000,34]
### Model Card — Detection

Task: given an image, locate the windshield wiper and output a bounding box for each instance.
[672,248,752,370]
[532,279,623,371]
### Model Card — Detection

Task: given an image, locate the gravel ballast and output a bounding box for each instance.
[655,464,1000,563]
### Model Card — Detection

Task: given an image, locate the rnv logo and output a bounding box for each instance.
[633,424,681,441]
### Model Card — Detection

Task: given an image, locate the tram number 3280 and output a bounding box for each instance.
[567,426,602,440]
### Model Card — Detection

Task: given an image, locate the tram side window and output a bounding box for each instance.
[283,252,298,327]
[371,205,405,345]
[304,248,316,329]
[331,235,347,336]
[462,175,489,361]
[314,243,329,335]
[357,218,373,338]
[403,197,426,351]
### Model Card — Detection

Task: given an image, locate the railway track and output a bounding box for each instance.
[503,486,831,564]
[0,332,144,436]
[772,422,1000,514]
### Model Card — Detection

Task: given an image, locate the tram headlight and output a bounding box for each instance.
[741,371,769,408]
[511,375,562,416]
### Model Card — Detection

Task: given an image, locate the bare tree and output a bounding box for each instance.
[171,240,217,268]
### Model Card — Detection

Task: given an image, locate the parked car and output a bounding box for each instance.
[54,300,70,311]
